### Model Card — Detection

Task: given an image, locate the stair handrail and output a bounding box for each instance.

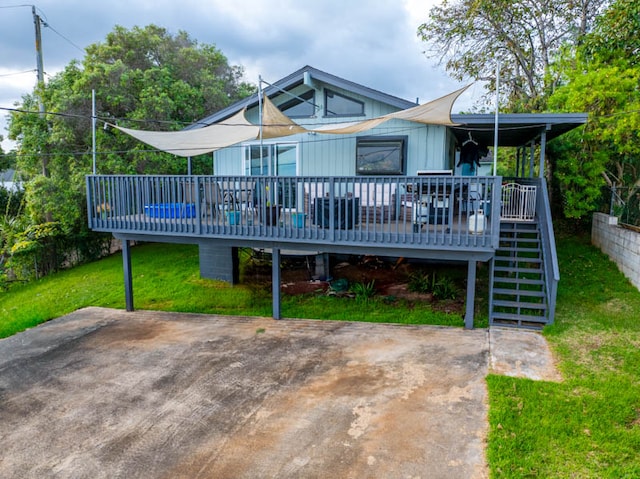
[536,178,560,324]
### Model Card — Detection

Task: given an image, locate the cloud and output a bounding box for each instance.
[0,0,477,151]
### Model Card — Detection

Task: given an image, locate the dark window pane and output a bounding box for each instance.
[278,90,315,117]
[325,89,364,117]
[356,137,405,175]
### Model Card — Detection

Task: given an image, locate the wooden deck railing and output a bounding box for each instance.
[86,175,503,252]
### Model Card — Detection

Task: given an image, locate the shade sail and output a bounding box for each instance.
[310,85,469,134]
[261,96,308,138]
[114,85,469,155]
[385,85,469,125]
[112,109,259,157]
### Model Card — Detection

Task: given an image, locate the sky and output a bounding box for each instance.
[0,0,485,152]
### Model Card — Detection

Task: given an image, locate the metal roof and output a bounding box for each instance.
[188,66,588,146]
[450,113,588,147]
[187,65,417,129]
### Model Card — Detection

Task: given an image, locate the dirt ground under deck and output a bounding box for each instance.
[0,307,559,479]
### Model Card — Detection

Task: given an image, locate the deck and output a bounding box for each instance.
[87,174,502,260]
[87,174,558,329]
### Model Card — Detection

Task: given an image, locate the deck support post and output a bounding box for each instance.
[122,239,134,311]
[272,248,281,319]
[315,253,330,280]
[464,260,477,329]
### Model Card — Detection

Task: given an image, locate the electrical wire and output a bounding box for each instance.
[0,69,36,78]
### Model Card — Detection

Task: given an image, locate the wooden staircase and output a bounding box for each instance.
[490,221,550,329]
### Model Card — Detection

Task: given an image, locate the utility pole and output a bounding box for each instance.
[32,6,45,117]
[32,6,49,178]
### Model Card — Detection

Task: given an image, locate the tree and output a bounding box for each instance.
[418,0,609,111]
[6,24,254,279]
[546,0,640,221]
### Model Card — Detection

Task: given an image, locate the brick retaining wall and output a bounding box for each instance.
[592,212,640,291]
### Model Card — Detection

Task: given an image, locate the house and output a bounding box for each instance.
[0,169,20,191]
[87,65,587,329]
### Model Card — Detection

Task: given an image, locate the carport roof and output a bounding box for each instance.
[450,113,588,147]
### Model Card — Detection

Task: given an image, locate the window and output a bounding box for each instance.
[244,143,298,208]
[278,90,315,118]
[244,143,297,176]
[356,137,406,175]
[325,89,364,117]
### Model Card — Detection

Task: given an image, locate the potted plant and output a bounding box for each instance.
[225,210,241,225]
[261,186,279,226]
[263,202,279,226]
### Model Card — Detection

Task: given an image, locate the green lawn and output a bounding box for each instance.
[1,235,639,477]
[487,234,640,477]
[0,242,466,338]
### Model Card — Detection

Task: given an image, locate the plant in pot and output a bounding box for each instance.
[263,201,279,226]
[262,186,279,226]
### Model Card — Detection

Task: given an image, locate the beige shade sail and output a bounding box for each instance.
[260,96,308,138]
[112,109,259,157]
[309,85,469,134]
[309,117,390,134]
[114,85,469,155]
[384,85,469,125]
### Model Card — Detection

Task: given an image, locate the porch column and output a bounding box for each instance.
[529,140,535,178]
[464,260,477,329]
[539,128,548,179]
[272,247,281,319]
[122,239,134,311]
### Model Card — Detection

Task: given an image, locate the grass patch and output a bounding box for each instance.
[0,242,468,338]
[487,233,640,477]
[5,234,637,475]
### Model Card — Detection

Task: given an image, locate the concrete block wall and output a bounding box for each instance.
[592,212,640,291]
[199,242,239,284]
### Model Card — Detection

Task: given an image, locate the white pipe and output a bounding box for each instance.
[493,61,500,176]
[258,76,265,176]
[92,89,96,174]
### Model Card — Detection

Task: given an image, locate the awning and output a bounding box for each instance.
[113,85,468,156]
[112,109,259,157]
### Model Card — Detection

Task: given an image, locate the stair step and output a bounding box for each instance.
[492,276,545,286]
[500,222,538,229]
[493,288,546,298]
[496,246,541,254]
[490,313,549,329]
[493,266,543,275]
[499,237,540,244]
[493,299,547,310]
[495,256,542,264]
[499,232,539,238]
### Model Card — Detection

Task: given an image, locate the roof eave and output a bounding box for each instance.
[187,65,417,130]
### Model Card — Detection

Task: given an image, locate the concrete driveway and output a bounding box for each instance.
[0,307,559,479]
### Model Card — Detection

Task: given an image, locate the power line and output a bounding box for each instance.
[0,69,36,78]
[40,17,85,54]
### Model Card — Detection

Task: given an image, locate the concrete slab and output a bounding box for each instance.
[0,308,559,478]
[489,328,562,382]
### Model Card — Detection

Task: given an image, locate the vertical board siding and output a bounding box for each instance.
[213,78,451,177]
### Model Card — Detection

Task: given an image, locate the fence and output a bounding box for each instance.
[607,185,640,228]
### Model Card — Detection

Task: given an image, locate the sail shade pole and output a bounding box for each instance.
[493,61,500,176]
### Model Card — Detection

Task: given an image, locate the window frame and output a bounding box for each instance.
[277,90,316,118]
[324,88,365,118]
[243,141,299,177]
[355,136,407,176]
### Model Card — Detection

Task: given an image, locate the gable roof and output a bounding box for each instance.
[188,65,417,129]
